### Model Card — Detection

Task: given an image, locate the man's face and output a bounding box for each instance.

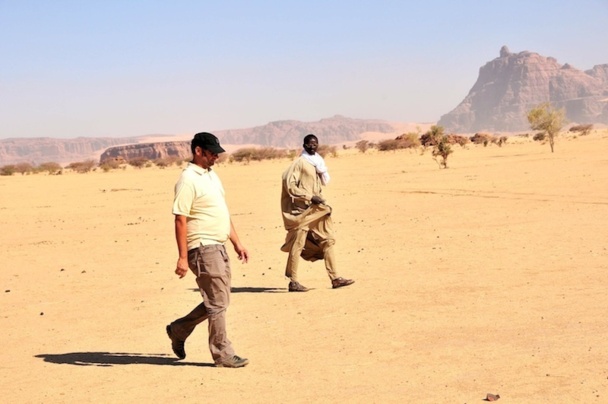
[303,138,318,155]
[197,147,219,168]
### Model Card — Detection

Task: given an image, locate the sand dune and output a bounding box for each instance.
[1,132,607,403]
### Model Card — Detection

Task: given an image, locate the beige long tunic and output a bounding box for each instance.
[280,157,335,262]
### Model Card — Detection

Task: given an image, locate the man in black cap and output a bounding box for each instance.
[166,132,250,368]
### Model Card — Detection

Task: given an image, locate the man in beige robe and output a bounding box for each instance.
[280,134,355,292]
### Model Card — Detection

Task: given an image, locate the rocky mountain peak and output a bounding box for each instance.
[438,47,608,132]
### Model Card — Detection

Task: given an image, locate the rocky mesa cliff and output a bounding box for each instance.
[438,46,608,133]
[99,141,191,164]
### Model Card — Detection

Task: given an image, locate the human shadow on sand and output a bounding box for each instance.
[35,352,214,367]
[188,286,285,293]
[231,286,285,293]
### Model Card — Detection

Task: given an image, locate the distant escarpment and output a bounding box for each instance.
[214,115,396,148]
[100,116,396,163]
[438,46,608,133]
[99,141,190,164]
[0,136,142,166]
[1,116,398,166]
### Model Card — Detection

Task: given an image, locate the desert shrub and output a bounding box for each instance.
[355,140,369,153]
[14,162,34,175]
[419,125,444,147]
[317,144,337,158]
[231,147,289,163]
[417,125,455,167]
[470,132,495,146]
[66,160,96,173]
[377,139,401,151]
[446,134,470,147]
[396,132,421,149]
[378,133,421,151]
[533,132,546,141]
[497,136,508,147]
[569,124,593,136]
[215,153,229,164]
[436,133,471,147]
[419,126,445,148]
[153,158,171,168]
[230,148,255,163]
[154,156,182,168]
[0,165,16,176]
[419,133,438,147]
[257,147,290,160]
[127,157,149,168]
[432,135,453,169]
[37,162,63,175]
[99,159,122,172]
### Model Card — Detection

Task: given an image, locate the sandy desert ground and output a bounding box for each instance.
[1,131,607,403]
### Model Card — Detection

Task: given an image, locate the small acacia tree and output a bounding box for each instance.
[355,140,369,153]
[422,125,453,168]
[66,159,96,173]
[527,102,565,153]
[14,162,34,175]
[432,135,453,168]
[569,124,593,136]
[37,162,63,175]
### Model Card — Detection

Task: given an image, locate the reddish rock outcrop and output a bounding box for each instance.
[99,141,191,164]
[438,46,608,132]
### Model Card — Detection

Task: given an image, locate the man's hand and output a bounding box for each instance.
[233,243,249,264]
[175,257,189,278]
[311,195,325,205]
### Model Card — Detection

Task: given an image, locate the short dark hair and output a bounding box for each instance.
[303,134,318,144]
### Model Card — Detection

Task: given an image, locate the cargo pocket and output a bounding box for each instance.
[198,246,228,278]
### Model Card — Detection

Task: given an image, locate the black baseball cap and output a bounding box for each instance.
[192,132,226,154]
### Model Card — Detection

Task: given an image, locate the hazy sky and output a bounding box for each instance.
[1,1,607,139]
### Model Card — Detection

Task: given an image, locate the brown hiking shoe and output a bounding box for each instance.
[288,281,309,292]
[166,324,186,360]
[216,355,249,368]
[332,277,354,289]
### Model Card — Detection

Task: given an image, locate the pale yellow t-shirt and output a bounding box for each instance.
[172,163,230,250]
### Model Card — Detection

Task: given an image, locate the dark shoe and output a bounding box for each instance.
[332,277,355,289]
[166,324,186,360]
[288,281,309,292]
[216,355,249,368]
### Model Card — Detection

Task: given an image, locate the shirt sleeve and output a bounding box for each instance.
[172,176,195,216]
